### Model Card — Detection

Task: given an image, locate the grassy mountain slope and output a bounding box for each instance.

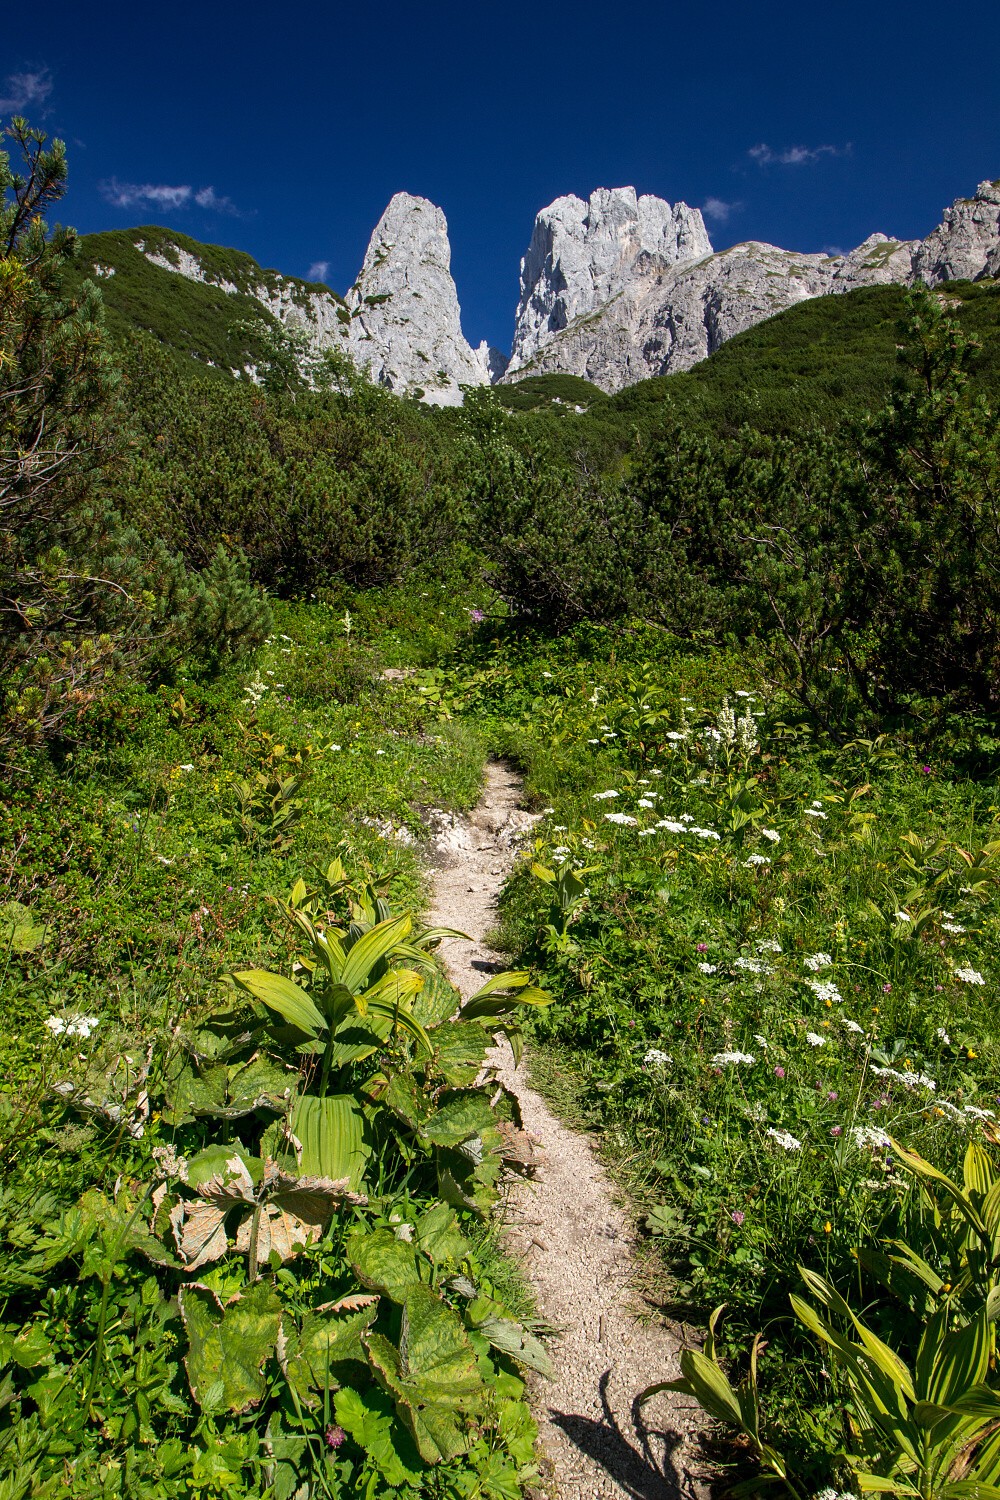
[497,280,1000,453]
[69,226,342,377]
[73,226,1000,441]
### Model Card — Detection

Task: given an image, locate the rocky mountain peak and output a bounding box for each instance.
[343,192,498,404]
[911,179,1000,285]
[508,187,713,374]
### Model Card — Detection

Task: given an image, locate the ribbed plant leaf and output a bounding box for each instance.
[179,1281,281,1412]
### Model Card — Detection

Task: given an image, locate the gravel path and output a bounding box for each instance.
[424,761,706,1500]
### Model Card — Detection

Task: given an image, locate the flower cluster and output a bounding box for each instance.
[45,1014,100,1039]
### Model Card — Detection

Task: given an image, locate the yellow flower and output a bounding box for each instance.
[823,1221,832,1234]
[968,1048,978,1059]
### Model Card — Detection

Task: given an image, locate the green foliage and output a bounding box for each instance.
[408,618,1000,1486]
[65,225,346,380]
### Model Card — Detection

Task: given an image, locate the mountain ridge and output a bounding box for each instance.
[76,176,1000,400]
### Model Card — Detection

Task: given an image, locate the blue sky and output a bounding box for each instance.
[5,0,999,353]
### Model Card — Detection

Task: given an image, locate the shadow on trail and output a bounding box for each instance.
[549,1371,700,1499]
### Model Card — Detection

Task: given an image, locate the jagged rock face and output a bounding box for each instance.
[342,192,495,405]
[503,179,1000,394]
[135,195,498,404]
[911,180,1000,285]
[508,187,712,374]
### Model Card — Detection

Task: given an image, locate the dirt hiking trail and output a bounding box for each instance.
[425,761,706,1500]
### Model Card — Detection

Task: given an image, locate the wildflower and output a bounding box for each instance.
[744,854,771,867]
[696,943,709,953]
[965,1105,994,1120]
[325,1425,347,1448]
[872,1065,936,1091]
[730,1210,745,1226]
[937,1027,951,1045]
[851,1126,892,1151]
[735,957,773,975]
[805,1032,827,1048]
[698,962,717,974]
[679,813,695,823]
[807,979,843,1004]
[841,1018,864,1034]
[592,790,619,800]
[882,983,892,994]
[761,828,780,842]
[823,1221,832,1234]
[894,911,911,923]
[637,798,657,809]
[178,763,195,772]
[604,812,638,826]
[44,1016,66,1035]
[691,826,721,840]
[644,1048,673,1067]
[665,730,687,742]
[657,819,687,833]
[774,1066,786,1078]
[942,922,966,934]
[711,1051,756,1066]
[757,939,782,954]
[830,1125,842,1137]
[767,1127,802,1151]
[956,967,985,985]
[804,952,833,971]
[803,808,827,819]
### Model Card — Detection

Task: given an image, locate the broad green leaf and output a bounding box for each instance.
[281,1305,377,1405]
[415,1202,469,1267]
[964,1142,995,1197]
[333,1387,424,1488]
[179,1281,281,1412]
[891,1141,987,1235]
[291,1093,370,1190]
[363,1284,484,1463]
[928,1309,992,1408]
[232,971,326,1039]
[473,1315,553,1378]
[386,1071,434,1131]
[341,915,412,995]
[1,902,45,953]
[324,1021,387,1070]
[854,1475,919,1495]
[425,1020,488,1086]
[675,1348,745,1431]
[365,997,432,1055]
[421,1090,496,1148]
[412,969,463,1028]
[347,1227,423,1301]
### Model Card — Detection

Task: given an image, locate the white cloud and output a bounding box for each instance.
[749,143,849,167]
[0,69,53,114]
[702,197,738,223]
[99,180,240,215]
[308,260,330,282]
[194,186,239,215]
[100,178,192,210]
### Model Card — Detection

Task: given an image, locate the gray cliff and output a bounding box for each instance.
[503,179,1000,393]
